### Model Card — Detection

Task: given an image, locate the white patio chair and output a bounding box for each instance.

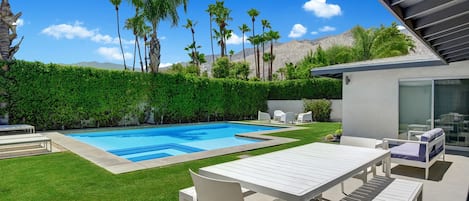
[257,111,271,123]
[297,111,312,123]
[340,136,378,195]
[190,169,244,201]
[280,112,295,124]
[273,110,284,121]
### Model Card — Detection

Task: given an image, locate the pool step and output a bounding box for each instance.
[109,143,205,156]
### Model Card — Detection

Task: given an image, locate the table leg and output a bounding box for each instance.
[385,156,391,178]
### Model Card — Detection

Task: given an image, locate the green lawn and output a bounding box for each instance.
[0,122,340,201]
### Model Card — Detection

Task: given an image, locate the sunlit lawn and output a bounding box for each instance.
[0,122,340,201]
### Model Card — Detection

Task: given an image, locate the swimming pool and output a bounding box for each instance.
[69,123,279,162]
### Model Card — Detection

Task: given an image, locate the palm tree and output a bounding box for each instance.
[212,0,231,57]
[351,24,415,61]
[184,19,200,67]
[265,30,280,81]
[261,19,271,80]
[248,34,263,78]
[0,0,23,66]
[247,8,259,76]
[142,0,188,73]
[110,0,127,70]
[238,24,250,62]
[229,50,234,61]
[127,0,148,72]
[205,4,216,64]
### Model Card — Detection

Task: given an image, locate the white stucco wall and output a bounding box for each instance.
[267,99,342,121]
[343,60,469,139]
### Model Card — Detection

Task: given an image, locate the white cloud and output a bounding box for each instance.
[397,25,406,30]
[41,21,94,39]
[226,33,246,45]
[311,31,319,35]
[160,62,174,68]
[42,21,133,45]
[159,36,167,40]
[289,24,307,38]
[319,26,336,32]
[97,47,132,61]
[91,34,133,45]
[14,18,24,27]
[303,0,342,18]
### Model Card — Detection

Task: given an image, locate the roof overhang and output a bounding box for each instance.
[379,0,469,63]
[311,55,444,78]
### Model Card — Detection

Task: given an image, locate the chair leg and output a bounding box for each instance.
[425,167,429,180]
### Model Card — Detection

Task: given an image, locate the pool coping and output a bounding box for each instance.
[43,122,305,174]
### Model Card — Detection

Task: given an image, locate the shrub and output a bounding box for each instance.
[304,99,332,122]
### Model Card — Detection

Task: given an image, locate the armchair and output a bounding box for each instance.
[384,128,445,179]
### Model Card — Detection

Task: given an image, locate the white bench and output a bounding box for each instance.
[0,136,52,152]
[342,176,423,201]
[0,134,43,140]
[0,124,35,133]
[179,186,255,201]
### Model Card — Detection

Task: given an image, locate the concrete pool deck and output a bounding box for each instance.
[44,122,303,174]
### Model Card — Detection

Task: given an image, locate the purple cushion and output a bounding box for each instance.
[390,143,421,161]
[421,128,444,142]
[391,128,445,162]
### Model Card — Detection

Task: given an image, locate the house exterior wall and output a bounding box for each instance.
[343,60,469,139]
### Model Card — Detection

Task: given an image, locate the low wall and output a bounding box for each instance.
[267,99,342,122]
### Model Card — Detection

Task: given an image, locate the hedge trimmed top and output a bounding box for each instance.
[1,61,341,130]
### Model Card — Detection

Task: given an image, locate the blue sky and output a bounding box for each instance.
[13,0,400,67]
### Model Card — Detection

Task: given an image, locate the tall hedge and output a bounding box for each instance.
[1,61,341,130]
[268,78,342,100]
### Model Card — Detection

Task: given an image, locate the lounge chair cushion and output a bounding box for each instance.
[420,128,444,142]
[390,128,445,162]
[390,143,421,161]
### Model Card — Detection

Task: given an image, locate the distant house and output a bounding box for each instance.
[312,0,469,151]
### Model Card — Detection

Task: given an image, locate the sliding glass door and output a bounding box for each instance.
[434,79,469,147]
[399,80,432,139]
[399,78,469,148]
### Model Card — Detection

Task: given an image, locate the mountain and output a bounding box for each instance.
[202,30,434,78]
[70,61,126,70]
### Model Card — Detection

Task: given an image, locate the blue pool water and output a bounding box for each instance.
[69,123,278,162]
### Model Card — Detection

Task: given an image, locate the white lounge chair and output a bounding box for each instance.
[340,136,378,195]
[0,124,35,133]
[273,110,284,121]
[297,111,312,123]
[189,169,244,201]
[384,128,445,180]
[257,111,271,122]
[280,112,295,124]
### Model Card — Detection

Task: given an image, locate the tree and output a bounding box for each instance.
[0,0,23,67]
[229,50,235,61]
[110,0,127,70]
[142,0,188,73]
[184,19,201,67]
[247,8,259,77]
[205,4,217,64]
[247,34,263,78]
[351,23,415,61]
[261,19,271,80]
[230,61,250,80]
[212,56,231,78]
[238,24,250,62]
[126,0,149,72]
[264,30,280,81]
[212,0,232,57]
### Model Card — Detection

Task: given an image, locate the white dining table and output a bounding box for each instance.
[199,142,391,201]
